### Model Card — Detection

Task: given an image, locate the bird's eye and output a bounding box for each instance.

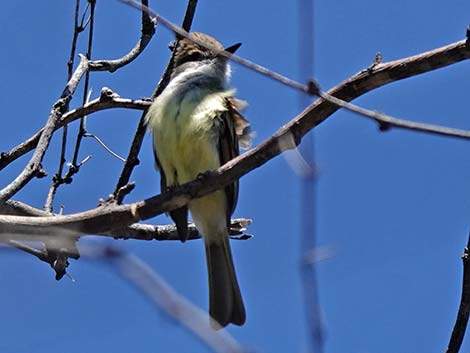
[179,51,205,64]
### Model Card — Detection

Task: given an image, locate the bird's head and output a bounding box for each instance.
[171,32,241,83]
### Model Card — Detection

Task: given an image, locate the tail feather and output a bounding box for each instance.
[205,236,246,328]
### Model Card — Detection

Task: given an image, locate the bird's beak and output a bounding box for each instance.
[224,42,242,54]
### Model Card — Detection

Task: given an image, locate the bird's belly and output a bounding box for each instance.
[155,111,220,186]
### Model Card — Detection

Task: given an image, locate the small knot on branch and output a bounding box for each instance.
[373,111,392,131]
[52,173,62,184]
[53,98,69,114]
[466,26,470,48]
[378,121,392,132]
[52,255,70,280]
[366,52,383,73]
[112,182,136,205]
[374,52,383,64]
[306,79,320,96]
[100,87,120,101]
[35,164,47,179]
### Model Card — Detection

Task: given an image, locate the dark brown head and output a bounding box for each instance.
[173,32,241,69]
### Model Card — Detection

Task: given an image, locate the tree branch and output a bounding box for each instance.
[84,244,247,353]
[0,0,157,201]
[104,218,252,241]
[292,38,470,141]
[445,234,470,353]
[318,88,470,140]
[0,55,89,202]
[0,199,252,242]
[1,38,469,239]
[88,0,155,72]
[0,94,150,171]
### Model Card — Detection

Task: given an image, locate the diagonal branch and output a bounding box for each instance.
[119,0,311,93]
[84,245,247,353]
[318,88,470,140]
[0,38,469,237]
[292,38,470,140]
[0,55,89,203]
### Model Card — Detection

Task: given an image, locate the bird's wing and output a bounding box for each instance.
[218,97,252,224]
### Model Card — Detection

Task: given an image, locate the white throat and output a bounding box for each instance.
[170,59,232,91]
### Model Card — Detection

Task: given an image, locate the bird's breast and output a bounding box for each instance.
[147,88,231,186]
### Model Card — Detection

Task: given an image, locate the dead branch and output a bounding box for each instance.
[83,244,247,353]
[318,88,470,140]
[88,0,155,72]
[0,0,156,203]
[0,241,249,351]
[0,199,251,242]
[0,56,89,203]
[119,0,312,93]
[0,37,469,241]
[445,234,470,353]
[0,95,150,171]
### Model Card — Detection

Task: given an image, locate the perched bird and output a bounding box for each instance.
[145,32,252,328]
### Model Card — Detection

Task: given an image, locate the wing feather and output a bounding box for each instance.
[218,97,252,224]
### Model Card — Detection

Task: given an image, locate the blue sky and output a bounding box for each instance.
[1,1,470,352]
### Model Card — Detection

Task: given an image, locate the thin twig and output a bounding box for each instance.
[111,0,199,203]
[0,55,90,202]
[69,1,96,174]
[4,239,78,280]
[118,0,312,94]
[45,88,94,211]
[181,0,198,34]
[68,0,82,79]
[118,0,470,143]
[0,240,248,350]
[88,0,155,72]
[445,234,470,353]
[51,0,83,210]
[2,39,469,176]
[317,89,470,140]
[84,132,126,162]
[0,96,149,171]
[79,0,92,31]
[45,0,87,213]
[83,244,248,353]
[7,240,48,260]
[297,1,325,352]
[0,0,158,201]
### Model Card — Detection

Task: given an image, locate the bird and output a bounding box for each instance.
[145,32,252,328]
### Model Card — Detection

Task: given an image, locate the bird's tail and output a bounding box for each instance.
[204,234,246,328]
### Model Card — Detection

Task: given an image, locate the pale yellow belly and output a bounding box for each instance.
[147,89,229,239]
[154,112,220,186]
